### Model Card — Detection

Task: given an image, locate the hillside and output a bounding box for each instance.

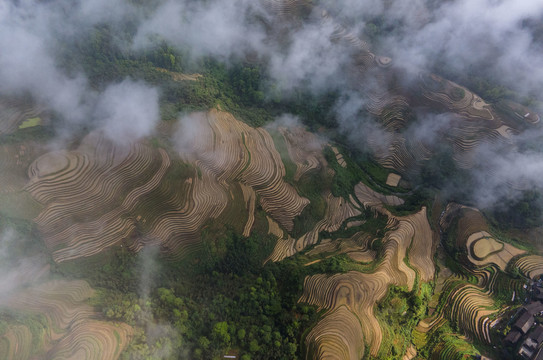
[1,0,543,360]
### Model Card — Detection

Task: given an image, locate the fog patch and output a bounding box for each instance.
[96,79,160,144]
[0,228,48,302]
[133,0,268,60]
[173,112,210,158]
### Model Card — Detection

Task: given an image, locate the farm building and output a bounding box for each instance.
[505,329,522,345]
[514,309,535,334]
[528,325,543,344]
[526,302,543,316]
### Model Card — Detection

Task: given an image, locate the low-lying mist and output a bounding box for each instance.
[1,0,543,221]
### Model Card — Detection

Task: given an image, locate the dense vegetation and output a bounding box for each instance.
[375,284,432,358]
[53,227,321,360]
[58,24,341,131]
[491,190,543,229]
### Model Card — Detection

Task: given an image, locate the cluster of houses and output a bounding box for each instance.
[504,281,543,360]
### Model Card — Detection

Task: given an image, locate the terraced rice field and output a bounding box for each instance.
[0,325,34,360]
[442,206,526,271]
[305,305,365,360]
[262,0,310,17]
[367,95,411,129]
[353,182,404,209]
[513,255,543,279]
[498,99,541,126]
[3,3,541,360]
[428,333,478,360]
[445,206,487,245]
[442,284,497,343]
[386,173,401,187]
[266,215,284,239]
[401,208,435,282]
[46,320,132,360]
[240,183,257,237]
[439,203,472,230]
[300,207,435,358]
[23,109,315,261]
[306,231,375,263]
[416,273,499,355]
[378,208,435,286]
[403,345,417,360]
[330,146,346,168]
[300,271,388,358]
[415,232,507,353]
[303,3,530,186]
[419,73,494,121]
[267,192,361,262]
[0,97,45,135]
[278,126,325,180]
[471,235,502,258]
[0,280,132,360]
[466,231,525,270]
[371,93,512,174]
[363,67,522,177]
[370,136,421,175]
[25,133,181,261]
[315,9,441,180]
[180,109,309,232]
[320,7,372,62]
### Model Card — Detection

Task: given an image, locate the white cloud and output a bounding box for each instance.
[96,79,160,143]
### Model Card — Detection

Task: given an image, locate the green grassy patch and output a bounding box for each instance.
[323,146,360,200]
[321,208,388,242]
[0,191,43,220]
[484,219,539,253]
[489,270,525,306]
[18,117,42,129]
[384,189,434,217]
[212,183,249,235]
[374,284,430,359]
[290,169,330,238]
[324,145,408,202]
[418,322,480,360]
[0,126,55,145]
[450,87,466,101]
[351,150,410,194]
